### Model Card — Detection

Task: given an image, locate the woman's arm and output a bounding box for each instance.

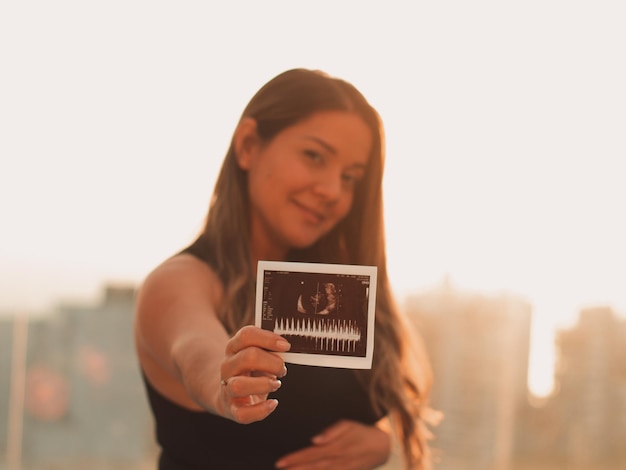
[134,253,289,423]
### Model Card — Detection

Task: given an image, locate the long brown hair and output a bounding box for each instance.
[202,68,435,469]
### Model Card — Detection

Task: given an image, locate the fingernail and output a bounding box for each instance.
[267,399,279,412]
[282,364,288,377]
[276,339,291,350]
[271,379,282,391]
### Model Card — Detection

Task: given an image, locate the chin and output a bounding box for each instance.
[287,229,332,251]
[289,238,319,251]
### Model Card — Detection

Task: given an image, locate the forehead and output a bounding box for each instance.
[284,110,373,161]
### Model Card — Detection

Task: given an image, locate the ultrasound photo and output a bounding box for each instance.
[255,261,377,369]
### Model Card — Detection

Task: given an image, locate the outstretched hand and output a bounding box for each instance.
[275,420,391,470]
[216,325,290,424]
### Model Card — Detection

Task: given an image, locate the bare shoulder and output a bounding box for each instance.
[138,253,223,305]
[135,253,225,348]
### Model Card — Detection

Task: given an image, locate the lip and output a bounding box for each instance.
[292,200,326,224]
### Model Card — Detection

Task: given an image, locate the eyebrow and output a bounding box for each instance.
[303,135,336,155]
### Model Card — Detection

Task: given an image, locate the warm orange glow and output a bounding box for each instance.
[79,345,111,387]
[25,366,69,421]
[1,0,624,446]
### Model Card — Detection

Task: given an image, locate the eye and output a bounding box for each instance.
[342,174,357,184]
[341,170,365,187]
[303,149,324,163]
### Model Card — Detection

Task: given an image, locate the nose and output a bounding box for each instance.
[312,168,343,202]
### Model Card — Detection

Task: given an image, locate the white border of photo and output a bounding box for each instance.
[255,260,377,369]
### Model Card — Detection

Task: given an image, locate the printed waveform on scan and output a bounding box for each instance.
[274,317,362,353]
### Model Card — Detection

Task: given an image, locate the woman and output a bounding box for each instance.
[134,68,435,469]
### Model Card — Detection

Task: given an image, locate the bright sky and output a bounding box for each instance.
[1,1,625,397]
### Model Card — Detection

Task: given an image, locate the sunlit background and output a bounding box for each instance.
[1,1,625,468]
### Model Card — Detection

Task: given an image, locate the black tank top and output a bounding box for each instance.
[142,235,384,469]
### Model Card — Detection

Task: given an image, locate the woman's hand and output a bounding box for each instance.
[275,420,391,470]
[216,325,291,424]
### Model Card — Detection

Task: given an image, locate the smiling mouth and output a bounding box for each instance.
[293,200,325,224]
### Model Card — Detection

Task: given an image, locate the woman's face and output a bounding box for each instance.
[237,110,372,259]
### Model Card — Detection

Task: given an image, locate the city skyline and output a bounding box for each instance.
[2,2,625,399]
[1,273,623,400]
[2,283,624,469]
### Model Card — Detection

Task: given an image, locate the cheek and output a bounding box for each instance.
[247,159,281,197]
[335,192,355,220]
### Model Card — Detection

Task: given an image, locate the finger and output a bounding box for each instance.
[278,460,331,470]
[312,420,353,444]
[229,398,279,424]
[250,370,279,379]
[275,445,334,469]
[222,346,287,380]
[226,325,290,355]
[223,375,282,398]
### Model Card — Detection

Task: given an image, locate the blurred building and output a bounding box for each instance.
[1,285,157,470]
[405,280,532,470]
[551,306,626,468]
[514,306,626,470]
[406,281,626,470]
[0,317,14,461]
